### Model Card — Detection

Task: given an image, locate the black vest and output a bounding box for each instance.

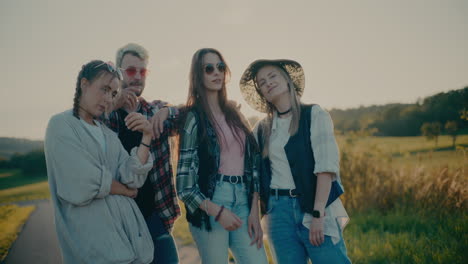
[258,104,344,215]
[116,109,155,219]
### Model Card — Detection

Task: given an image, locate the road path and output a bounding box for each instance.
[3,200,200,264]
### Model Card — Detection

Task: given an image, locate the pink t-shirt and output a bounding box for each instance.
[215,116,245,176]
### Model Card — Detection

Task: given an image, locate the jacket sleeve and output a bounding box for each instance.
[310,106,340,178]
[176,111,207,214]
[45,115,112,206]
[115,140,154,189]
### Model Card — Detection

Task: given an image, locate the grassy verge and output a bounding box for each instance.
[0,181,50,204]
[0,204,35,261]
[0,169,47,191]
[172,204,194,246]
[345,210,467,263]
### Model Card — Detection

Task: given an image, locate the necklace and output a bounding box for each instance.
[277,108,292,116]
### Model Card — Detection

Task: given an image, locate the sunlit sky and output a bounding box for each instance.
[1,0,467,140]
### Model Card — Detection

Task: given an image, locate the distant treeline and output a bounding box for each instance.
[0,149,47,175]
[329,87,468,136]
[0,137,43,159]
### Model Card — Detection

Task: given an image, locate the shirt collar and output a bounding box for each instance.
[271,111,292,132]
[271,111,279,132]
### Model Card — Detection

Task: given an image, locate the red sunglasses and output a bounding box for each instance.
[124,67,148,77]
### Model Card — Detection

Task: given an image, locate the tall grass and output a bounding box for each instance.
[340,142,467,214]
[339,136,467,263]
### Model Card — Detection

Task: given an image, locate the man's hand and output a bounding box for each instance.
[114,87,140,112]
[151,107,169,139]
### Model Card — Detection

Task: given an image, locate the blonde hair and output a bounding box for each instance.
[257,65,301,158]
[116,43,149,67]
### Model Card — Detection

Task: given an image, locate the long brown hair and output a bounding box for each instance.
[185,48,256,151]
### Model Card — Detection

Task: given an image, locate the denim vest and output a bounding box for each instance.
[257,104,344,215]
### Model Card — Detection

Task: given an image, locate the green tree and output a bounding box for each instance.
[9,149,46,175]
[445,121,458,148]
[421,122,442,148]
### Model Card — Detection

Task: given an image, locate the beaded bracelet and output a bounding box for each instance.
[215,205,225,222]
[140,142,151,148]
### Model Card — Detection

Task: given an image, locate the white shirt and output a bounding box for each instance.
[254,105,349,244]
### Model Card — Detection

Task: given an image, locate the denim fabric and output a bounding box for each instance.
[146,211,179,264]
[264,196,351,264]
[189,180,268,264]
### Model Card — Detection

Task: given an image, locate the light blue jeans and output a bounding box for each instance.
[264,195,351,264]
[189,180,268,264]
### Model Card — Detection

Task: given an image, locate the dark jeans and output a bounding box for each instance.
[145,211,179,264]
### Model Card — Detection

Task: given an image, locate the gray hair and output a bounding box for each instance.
[116,43,149,67]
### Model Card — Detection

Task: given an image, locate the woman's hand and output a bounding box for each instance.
[309,216,325,246]
[125,112,153,138]
[110,180,138,198]
[125,187,138,199]
[217,207,243,231]
[248,205,263,249]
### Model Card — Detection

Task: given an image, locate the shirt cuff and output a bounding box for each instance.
[167,106,178,119]
[181,188,207,214]
[96,166,113,199]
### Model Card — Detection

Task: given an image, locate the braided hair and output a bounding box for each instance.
[72,60,120,119]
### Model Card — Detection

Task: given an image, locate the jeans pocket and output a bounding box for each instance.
[266,196,276,214]
[212,181,234,205]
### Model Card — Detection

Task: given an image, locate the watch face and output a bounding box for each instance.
[312,210,321,218]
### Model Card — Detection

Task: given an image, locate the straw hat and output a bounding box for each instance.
[239,59,305,113]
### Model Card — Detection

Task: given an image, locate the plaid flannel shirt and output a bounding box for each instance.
[176,111,260,215]
[103,98,181,232]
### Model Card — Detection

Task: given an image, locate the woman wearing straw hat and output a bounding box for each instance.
[240,59,351,264]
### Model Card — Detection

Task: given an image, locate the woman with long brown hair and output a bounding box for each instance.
[176,48,268,264]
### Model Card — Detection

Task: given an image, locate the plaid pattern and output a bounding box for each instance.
[103,98,181,232]
[176,111,207,214]
[176,111,260,215]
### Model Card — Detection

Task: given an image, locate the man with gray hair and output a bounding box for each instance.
[104,43,180,264]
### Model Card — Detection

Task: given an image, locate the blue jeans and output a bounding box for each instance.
[189,180,268,264]
[264,196,351,264]
[146,211,179,264]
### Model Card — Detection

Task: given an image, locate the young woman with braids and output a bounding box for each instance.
[45,60,155,264]
[176,48,268,263]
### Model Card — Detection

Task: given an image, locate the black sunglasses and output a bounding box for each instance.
[204,62,226,74]
[94,61,123,80]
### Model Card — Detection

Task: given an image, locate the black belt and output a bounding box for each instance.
[216,174,247,184]
[270,188,300,197]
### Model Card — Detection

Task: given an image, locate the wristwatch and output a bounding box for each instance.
[312,210,323,218]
